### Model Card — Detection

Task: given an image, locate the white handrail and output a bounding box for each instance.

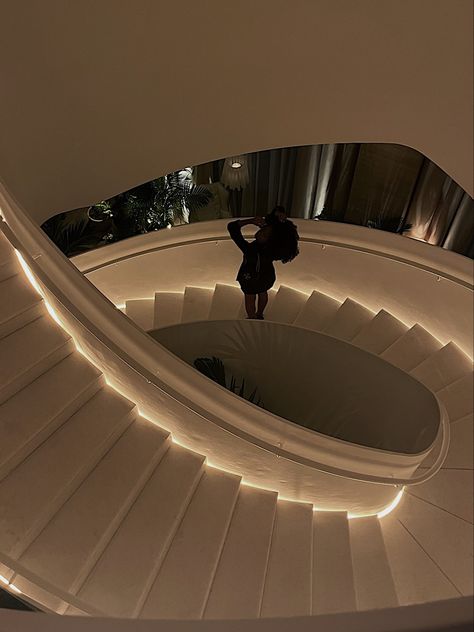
[394,401,450,486]
[73,218,474,288]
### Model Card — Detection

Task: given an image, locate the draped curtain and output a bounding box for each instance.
[196,143,473,258]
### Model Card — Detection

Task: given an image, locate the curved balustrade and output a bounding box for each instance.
[0,180,465,514]
[74,219,474,356]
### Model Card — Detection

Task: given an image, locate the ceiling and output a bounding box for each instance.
[0,0,472,224]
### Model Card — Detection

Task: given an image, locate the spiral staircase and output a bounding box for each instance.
[0,222,473,621]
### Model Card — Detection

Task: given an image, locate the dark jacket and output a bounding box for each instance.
[227,221,276,294]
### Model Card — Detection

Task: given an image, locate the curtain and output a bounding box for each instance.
[404,161,467,245]
[202,143,473,258]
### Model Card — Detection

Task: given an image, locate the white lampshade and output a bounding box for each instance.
[221,155,250,190]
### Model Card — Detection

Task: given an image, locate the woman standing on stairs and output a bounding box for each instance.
[228,207,300,319]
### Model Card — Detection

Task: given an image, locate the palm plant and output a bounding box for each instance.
[41,211,99,256]
[194,356,263,407]
[88,171,212,238]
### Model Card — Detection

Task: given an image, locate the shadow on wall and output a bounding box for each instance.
[41,143,474,259]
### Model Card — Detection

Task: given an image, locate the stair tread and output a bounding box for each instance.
[260,500,313,618]
[181,287,213,324]
[380,514,459,605]
[410,342,473,392]
[125,298,154,331]
[265,285,308,324]
[0,315,71,383]
[323,298,375,342]
[381,324,443,371]
[19,418,170,592]
[349,516,398,610]
[293,290,341,331]
[422,413,473,470]
[352,309,408,355]
[77,443,205,618]
[204,486,277,620]
[408,469,473,524]
[0,352,102,478]
[0,274,43,326]
[312,511,356,615]
[139,468,240,619]
[0,387,135,557]
[397,493,473,595]
[0,229,14,266]
[437,373,473,422]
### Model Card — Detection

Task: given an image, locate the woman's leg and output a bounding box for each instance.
[244,293,257,318]
[256,291,268,317]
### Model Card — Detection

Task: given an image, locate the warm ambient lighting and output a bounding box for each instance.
[0,574,22,594]
[345,487,405,520]
[377,488,404,519]
[221,155,249,190]
[15,251,43,296]
[13,247,408,522]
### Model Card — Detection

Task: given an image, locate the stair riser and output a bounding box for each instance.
[0,374,105,482]
[8,410,136,560]
[0,341,75,406]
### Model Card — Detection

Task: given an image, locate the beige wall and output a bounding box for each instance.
[0,0,472,225]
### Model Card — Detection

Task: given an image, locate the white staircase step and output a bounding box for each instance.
[444,415,473,469]
[352,309,409,355]
[204,486,277,620]
[380,514,459,605]
[260,500,312,618]
[421,413,473,470]
[0,274,44,339]
[0,315,74,405]
[381,324,443,371]
[312,511,356,615]
[397,493,473,595]
[437,373,473,422]
[77,443,205,618]
[153,291,184,329]
[349,516,398,610]
[322,298,375,342]
[0,387,136,558]
[181,287,213,324]
[64,606,88,616]
[408,470,473,524]
[208,284,242,321]
[259,288,277,319]
[18,418,170,595]
[0,257,20,284]
[0,230,16,280]
[125,298,154,331]
[139,467,240,619]
[8,575,69,614]
[410,342,473,392]
[0,352,103,481]
[265,285,308,324]
[293,290,341,331]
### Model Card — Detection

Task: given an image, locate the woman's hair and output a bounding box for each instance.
[267,219,300,263]
[265,205,286,225]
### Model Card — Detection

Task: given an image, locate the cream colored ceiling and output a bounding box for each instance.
[0,0,472,224]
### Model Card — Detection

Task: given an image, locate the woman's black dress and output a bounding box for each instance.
[227,221,276,295]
